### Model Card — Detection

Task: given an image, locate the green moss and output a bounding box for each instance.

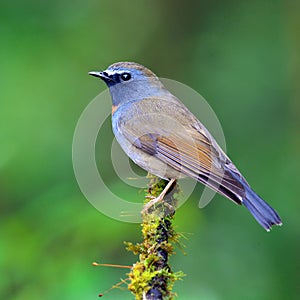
[125,175,185,299]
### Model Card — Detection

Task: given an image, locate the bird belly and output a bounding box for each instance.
[112,124,182,180]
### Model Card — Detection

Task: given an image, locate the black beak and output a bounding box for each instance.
[88,71,114,83]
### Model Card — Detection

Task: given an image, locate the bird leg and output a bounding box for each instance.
[142,178,176,214]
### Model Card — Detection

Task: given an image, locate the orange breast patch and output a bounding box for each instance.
[112,104,120,115]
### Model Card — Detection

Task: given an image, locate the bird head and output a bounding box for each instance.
[89,62,169,106]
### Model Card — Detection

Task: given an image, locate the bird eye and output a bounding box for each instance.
[120,72,131,81]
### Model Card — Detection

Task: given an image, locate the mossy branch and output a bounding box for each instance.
[125,175,185,300]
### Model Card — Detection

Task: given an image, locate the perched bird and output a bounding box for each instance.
[89,62,282,231]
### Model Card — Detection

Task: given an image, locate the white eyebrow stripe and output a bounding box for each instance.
[105,69,126,76]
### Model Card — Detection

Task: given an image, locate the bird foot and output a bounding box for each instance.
[142,194,164,214]
[142,195,175,215]
[142,178,176,215]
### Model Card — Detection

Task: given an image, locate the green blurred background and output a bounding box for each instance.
[1,0,299,299]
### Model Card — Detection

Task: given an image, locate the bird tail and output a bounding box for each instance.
[242,185,282,231]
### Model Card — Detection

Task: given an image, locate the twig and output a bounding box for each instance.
[126,175,185,300]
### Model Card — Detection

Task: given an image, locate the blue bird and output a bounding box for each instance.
[89,62,282,231]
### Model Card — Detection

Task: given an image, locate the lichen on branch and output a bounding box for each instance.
[125,175,185,300]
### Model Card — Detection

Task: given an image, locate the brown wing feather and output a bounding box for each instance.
[118,96,245,204]
[132,132,245,204]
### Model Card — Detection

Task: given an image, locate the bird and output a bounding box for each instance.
[89,62,282,231]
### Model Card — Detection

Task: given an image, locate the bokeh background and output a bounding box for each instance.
[1,0,299,299]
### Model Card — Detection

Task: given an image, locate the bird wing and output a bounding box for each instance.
[117,96,246,204]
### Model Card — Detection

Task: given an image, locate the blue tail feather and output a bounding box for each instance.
[224,167,282,231]
[242,186,282,231]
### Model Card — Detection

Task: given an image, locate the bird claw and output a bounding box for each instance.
[142,195,164,214]
[142,179,177,215]
[142,196,175,215]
